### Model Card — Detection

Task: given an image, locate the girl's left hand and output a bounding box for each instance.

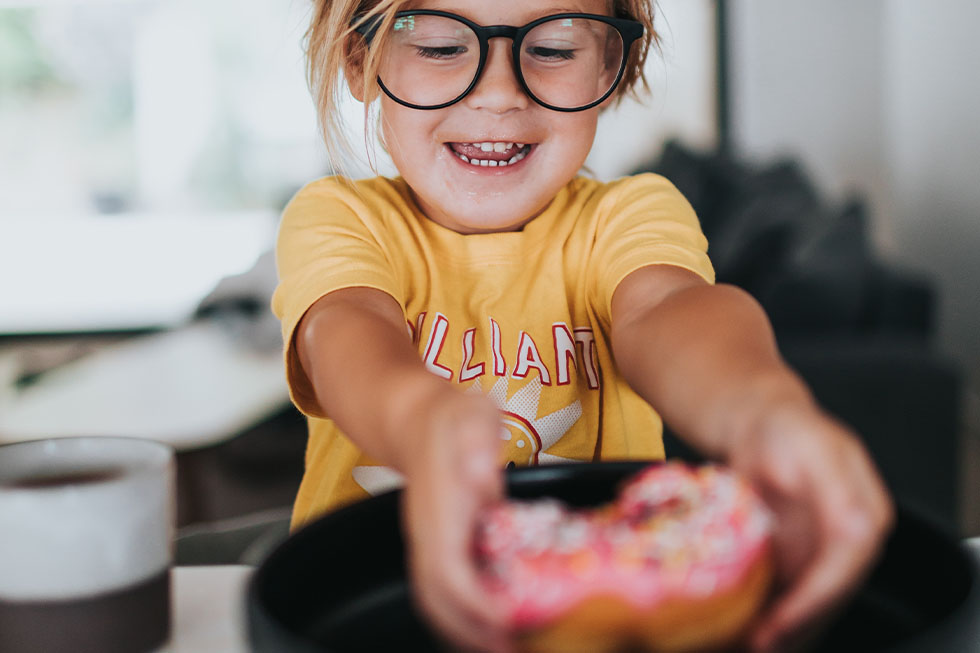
[727,403,895,652]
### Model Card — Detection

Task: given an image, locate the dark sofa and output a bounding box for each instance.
[635,141,963,533]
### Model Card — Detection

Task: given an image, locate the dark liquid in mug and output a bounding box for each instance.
[1,468,126,489]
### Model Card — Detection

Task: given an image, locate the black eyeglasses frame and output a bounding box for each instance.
[352,9,644,112]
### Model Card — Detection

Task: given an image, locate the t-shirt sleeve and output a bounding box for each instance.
[271,179,403,418]
[590,173,715,323]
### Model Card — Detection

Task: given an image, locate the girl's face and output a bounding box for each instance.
[375,0,612,234]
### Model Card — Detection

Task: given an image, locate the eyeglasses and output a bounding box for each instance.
[353,10,644,112]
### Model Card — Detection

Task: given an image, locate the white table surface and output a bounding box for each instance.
[170,565,254,653]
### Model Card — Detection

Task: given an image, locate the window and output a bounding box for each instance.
[0,0,324,218]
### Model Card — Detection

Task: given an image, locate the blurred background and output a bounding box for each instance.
[1,0,977,561]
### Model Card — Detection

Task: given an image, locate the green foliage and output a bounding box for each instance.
[0,10,60,93]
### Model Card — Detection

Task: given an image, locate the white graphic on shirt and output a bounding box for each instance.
[351,466,405,496]
[351,377,582,496]
[472,376,581,466]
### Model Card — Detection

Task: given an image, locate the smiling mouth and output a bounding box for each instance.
[447,142,533,168]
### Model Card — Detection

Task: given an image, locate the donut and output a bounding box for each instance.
[475,463,774,652]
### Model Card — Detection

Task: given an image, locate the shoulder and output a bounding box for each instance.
[282,176,414,226]
[287,175,407,209]
[594,173,688,206]
[560,174,695,229]
[562,173,689,211]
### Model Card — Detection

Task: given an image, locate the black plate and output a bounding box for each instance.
[247,462,980,652]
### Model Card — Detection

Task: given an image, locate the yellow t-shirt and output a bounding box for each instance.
[272,173,714,529]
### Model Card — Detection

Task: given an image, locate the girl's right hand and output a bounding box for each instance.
[400,391,513,653]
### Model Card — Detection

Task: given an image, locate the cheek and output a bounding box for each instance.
[379,114,406,163]
[568,115,600,156]
[544,115,599,173]
[381,117,446,176]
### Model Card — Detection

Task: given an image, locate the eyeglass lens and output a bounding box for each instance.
[377,15,625,109]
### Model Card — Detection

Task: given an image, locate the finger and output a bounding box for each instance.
[754,449,891,650]
[463,440,505,500]
[455,402,506,496]
[412,542,511,651]
[826,423,894,526]
[417,559,511,652]
[407,487,510,650]
[750,518,879,651]
[844,444,896,534]
[422,595,510,652]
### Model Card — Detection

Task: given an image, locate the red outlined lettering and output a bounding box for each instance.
[573,328,600,389]
[552,323,577,386]
[490,318,507,376]
[412,312,427,347]
[422,313,452,380]
[513,331,552,385]
[459,328,485,382]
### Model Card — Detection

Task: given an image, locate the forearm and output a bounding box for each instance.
[612,282,816,459]
[297,287,449,473]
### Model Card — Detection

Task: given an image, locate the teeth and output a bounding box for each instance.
[469,141,523,152]
[507,148,529,165]
[452,143,530,167]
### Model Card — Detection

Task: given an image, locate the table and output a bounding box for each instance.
[170,565,253,653]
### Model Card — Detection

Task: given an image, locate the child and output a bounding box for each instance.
[272,1,894,650]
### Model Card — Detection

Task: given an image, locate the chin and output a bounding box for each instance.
[448,203,538,234]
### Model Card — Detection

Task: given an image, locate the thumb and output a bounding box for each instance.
[459,399,505,499]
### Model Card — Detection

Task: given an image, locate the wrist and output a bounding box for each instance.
[380,371,455,475]
[712,370,817,461]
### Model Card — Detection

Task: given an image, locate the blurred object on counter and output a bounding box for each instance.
[0,319,288,450]
[196,250,281,353]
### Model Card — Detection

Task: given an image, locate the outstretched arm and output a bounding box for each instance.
[610,264,894,652]
[297,287,510,652]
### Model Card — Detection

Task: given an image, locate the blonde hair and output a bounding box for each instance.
[305,1,660,175]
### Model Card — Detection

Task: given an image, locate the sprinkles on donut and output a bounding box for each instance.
[475,462,775,653]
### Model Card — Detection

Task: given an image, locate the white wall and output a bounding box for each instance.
[587,0,717,179]
[729,0,890,240]
[884,0,980,385]
[729,0,980,396]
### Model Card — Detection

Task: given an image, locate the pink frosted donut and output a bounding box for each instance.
[475,463,774,653]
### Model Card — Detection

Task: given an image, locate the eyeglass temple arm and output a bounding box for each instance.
[350,14,382,42]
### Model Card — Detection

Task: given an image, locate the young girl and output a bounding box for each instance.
[272,1,894,650]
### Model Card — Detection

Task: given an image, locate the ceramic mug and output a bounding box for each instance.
[0,437,175,653]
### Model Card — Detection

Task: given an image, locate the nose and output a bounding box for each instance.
[463,39,530,113]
